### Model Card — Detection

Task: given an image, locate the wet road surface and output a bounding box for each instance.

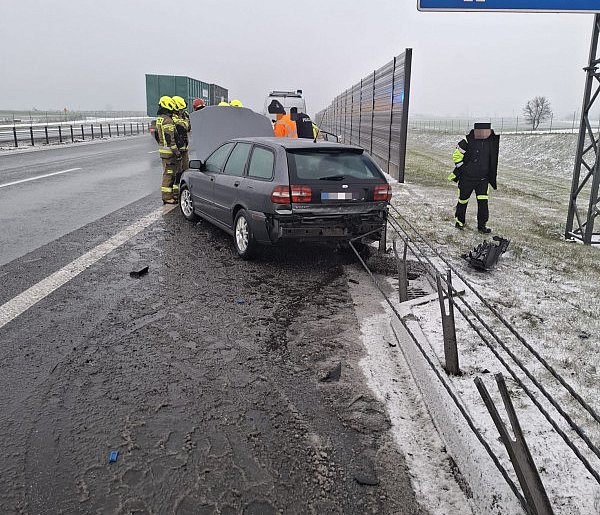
[0,192,425,514]
[0,136,157,266]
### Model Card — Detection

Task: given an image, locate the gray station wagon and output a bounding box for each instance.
[178,107,391,259]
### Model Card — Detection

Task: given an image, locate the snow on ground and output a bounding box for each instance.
[347,271,475,515]
[386,130,600,513]
[408,130,578,180]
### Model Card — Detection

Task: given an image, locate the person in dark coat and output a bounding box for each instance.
[290,107,314,139]
[448,122,500,233]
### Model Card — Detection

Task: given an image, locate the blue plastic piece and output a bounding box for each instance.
[235,298,245,305]
[108,450,119,463]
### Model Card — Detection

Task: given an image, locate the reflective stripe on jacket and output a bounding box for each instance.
[155,114,179,159]
[273,114,298,138]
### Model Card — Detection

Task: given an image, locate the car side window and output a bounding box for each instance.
[248,147,275,180]
[205,143,235,173]
[223,143,252,177]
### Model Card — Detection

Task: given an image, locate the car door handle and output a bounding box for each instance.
[210,177,214,182]
[234,181,240,187]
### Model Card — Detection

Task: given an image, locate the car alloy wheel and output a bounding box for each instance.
[233,209,256,260]
[179,186,197,221]
[235,215,249,253]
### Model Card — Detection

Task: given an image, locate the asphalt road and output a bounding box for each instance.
[0,139,426,514]
[0,136,158,266]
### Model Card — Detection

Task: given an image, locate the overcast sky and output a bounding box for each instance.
[1,0,594,119]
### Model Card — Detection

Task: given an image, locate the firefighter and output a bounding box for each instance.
[155,96,180,204]
[218,101,230,106]
[448,123,500,233]
[171,96,191,195]
[269,100,297,139]
[192,98,205,111]
[230,99,243,107]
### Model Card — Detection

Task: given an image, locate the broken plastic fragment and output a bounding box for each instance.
[108,450,119,463]
[130,266,149,278]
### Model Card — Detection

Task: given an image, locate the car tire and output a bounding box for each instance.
[179,185,198,221]
[233,209,257,260]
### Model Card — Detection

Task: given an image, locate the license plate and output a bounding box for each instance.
[321,192,357,201]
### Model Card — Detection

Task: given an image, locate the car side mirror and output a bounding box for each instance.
[189,159,204,171]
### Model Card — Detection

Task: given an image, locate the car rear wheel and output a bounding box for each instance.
[234,209,257,260]
[179,185,198,221]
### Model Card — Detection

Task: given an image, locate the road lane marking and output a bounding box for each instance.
[0,167,82,189]
[0,205,176,330]
[148,150,158,154]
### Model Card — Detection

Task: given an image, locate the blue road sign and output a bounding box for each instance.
[418,0,600,13]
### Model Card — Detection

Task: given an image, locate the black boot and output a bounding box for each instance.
[478,226,491,234]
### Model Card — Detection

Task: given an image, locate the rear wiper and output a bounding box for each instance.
[319,175,345,181]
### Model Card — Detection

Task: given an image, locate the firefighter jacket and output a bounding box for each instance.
[273,114,298,138]
[155,112,180,160]
[173,112,190,151]
[448,130,499,189]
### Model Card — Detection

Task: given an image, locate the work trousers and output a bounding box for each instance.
[161,158,178,202]
[172,150,188,197]
[455,179,489,228]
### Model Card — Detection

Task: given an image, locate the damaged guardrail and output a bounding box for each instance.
[348,204,600,514]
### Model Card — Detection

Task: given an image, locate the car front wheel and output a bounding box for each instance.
[179,185,198,221]
[233,209,257,260]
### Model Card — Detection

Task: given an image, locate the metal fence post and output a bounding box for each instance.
[123,123,126,135]
[136,123,140,134]
[44,126,49,144]
[30,126,34,146]
[108,124,112,137]
[436,270,459,375]
[130,123,133,135]
[393,239,409,303]
[116,124,120,136]
[475,374,554,515]
[70,125,74,143]
[387,56,397,173]
[81,125,85,140]
[370,70,376,154]
[91,124,95,140]
[100,124,103,138]
[358,79,363,147]
[58,125,62,143]
[13,126,18,148]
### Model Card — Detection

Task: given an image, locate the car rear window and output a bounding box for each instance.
[287,150,382,181]
[248,147,274,180]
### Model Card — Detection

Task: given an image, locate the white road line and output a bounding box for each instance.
[0,167,82,189]
[0,205,175,330]
[147,150,158,154]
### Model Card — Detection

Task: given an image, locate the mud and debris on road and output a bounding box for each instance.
[0,199,429,514]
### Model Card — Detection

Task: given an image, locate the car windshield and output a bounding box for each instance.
[287,150,382,181]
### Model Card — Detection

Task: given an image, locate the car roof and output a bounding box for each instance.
[229,136,364,152]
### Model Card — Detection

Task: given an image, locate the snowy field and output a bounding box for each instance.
[384,130,600,513]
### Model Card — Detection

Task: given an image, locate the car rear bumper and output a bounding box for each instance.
[265,209,387,243]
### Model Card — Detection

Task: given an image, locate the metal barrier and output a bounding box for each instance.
[0,120,152,149]
[315,50,412,182]
[349,206,600,513]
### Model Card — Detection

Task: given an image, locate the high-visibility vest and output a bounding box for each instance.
[274,114,298,139]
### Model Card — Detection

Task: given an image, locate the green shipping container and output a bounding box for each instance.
[145,74,227,116]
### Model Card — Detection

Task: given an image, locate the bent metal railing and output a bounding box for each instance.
[349,206,600,514]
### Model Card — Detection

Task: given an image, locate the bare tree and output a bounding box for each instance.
[523,96,552,130]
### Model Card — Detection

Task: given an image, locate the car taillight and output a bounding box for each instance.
[374,184,392,202]
[271,185,290,204]
[290,185,312,203]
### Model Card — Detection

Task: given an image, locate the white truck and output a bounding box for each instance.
[263,90,306,121]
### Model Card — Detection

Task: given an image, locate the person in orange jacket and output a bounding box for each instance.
[268,100,298,138]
